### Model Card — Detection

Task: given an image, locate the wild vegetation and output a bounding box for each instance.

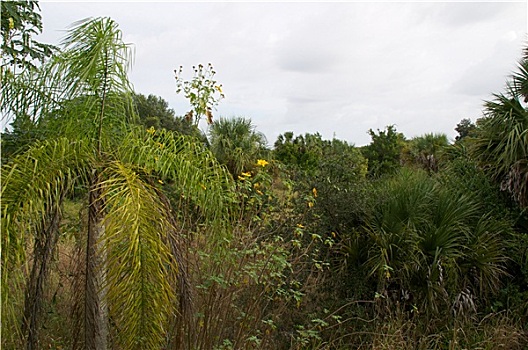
[2,4,527,349]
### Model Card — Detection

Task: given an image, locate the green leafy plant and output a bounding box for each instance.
[175,62,224,125]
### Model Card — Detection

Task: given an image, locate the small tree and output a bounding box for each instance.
[362,125,406,178]
[2,17,231,350]
[455,118,476,142]
[410,133,449,172]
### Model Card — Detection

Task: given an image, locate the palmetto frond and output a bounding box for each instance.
[364,169,507,316]
[462,215,509,295]
[472,93,528,207]
[208,117,268,177]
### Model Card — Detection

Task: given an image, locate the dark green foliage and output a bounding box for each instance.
[468,47,528,209]
[273,132,325,174]
[133,93,178,129]
[409,133,449,172]
[272,133,370,239]
[362,125,406,178]
[1,114,43,161]
[310,138,369,235]
[455,118,476,142]
[208,116,268,177]
[363,169,509,318]
[132,92,206,141]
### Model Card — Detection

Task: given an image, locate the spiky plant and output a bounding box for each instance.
[365,169,507,318]
[208,116,268,177]
[470,46,528,209]
[1,17,231,350]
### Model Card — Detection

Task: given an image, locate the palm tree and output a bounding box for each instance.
[470,46,528,209]
[409,133,449,172]
[208,116,267,177]
[2,17,231,350]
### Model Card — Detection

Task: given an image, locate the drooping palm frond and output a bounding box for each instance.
[1,138,91,346]
[100,161,176,350]
[1,138,91,265]
[118,127,233,225]
[1,64,62,126]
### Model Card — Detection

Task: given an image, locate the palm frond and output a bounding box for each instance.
[208,117,268,176]
[2,138,91,266]
[99,161,176,350]
[59,17,133,98]
[471,92,528,207]
[463,215,509,295]
[1,65,62,126]
[1,138,91,345]
[118,127,233,226]
[48,17,135,148]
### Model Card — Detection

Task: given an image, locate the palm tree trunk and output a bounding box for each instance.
[157,190,194,350]
[85,171,108,350]
[22,199,63,350]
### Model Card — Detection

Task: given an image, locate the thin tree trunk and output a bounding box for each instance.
[85,171,108,350]
[156,190,193,350]
[22,198,63,350]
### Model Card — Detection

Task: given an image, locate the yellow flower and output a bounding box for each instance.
[241,171,252,177]
[215,85,223,93]
[200,184,207,190]
[256,159,269,167]
[158,179,164,184]
[256,189,263,195]
[237,175,245,181]
[147,126,156,134]
[312,187,318,198]
[307,201,314,208]
[296,224,305,229]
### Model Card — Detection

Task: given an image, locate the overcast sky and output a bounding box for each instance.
[36,1,527,146]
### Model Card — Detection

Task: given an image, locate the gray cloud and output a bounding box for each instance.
[35,1,527,146]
